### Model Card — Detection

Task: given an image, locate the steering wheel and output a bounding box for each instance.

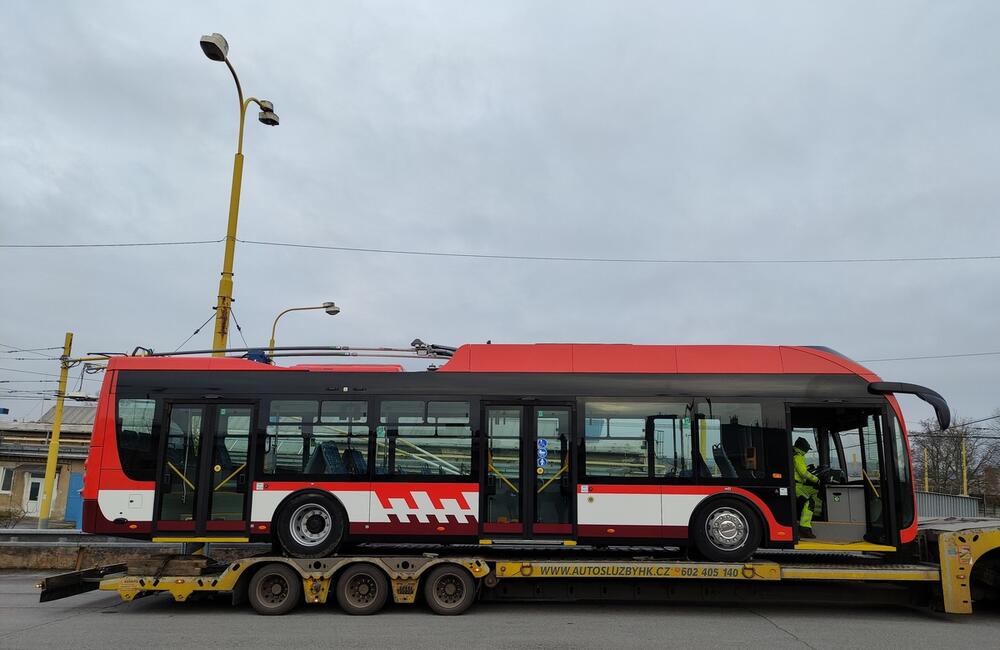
[811,464,847,485]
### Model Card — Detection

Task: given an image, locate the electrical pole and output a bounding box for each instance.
[923,447,929,492]
[37,332,72,529]
[961,434,969,496]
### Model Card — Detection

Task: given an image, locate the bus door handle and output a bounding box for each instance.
[559,474,571,494]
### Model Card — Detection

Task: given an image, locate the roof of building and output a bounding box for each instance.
[38,406,97,425]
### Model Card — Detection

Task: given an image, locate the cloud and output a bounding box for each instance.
[1,0,998,424]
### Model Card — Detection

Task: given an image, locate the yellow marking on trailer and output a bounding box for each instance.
[780,566,939,582]
[494,560,782,580]
[793,540,896,552]
[479,539,494,545]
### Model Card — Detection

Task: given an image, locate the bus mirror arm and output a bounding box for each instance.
[867,381,950,430]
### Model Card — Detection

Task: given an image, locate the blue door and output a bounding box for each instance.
[65,473,84,528]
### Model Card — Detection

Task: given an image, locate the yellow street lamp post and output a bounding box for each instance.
[200,33,280,357]
[269,302,341,355]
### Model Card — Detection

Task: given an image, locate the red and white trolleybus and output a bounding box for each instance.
[81,343,949,561]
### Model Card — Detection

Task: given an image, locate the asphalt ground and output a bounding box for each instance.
[2,572,999,649]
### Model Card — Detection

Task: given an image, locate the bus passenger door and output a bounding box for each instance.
[482,404,574,538]
[483,406,524,536]
[531,407,573,536]
[155,403,253,536]
[204,405,253,532]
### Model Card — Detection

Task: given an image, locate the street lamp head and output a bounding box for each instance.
[258,103,280,126]
[200,33,229,62]
[322,302,341,316]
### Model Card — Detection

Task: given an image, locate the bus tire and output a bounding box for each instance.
[247,563,302,615]
[335,563,390,615]
[275,491,346,558]
[690,498,761,563]
[423,564,476,615]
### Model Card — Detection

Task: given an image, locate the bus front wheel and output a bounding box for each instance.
[690,498,761,563]
[275,492,346,558]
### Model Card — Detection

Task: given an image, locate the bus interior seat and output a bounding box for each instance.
[305,441,347,475]
[712,444,739,478]
[343,448,367,476]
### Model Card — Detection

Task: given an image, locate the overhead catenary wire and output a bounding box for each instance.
[1,237,999,264]
[173,312,218,352]
[860,351,1000,362]
[0,238,224,249]
[0,366,102,382]
[0,343,63,357]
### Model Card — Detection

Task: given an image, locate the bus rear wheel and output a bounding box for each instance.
[423,564,476,615]
[248,563,302,615]
[691,498,761,563]
[336,564,390,615]
[276,492,345,558]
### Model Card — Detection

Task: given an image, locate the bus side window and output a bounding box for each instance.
[117,398,160,481]
[697,402,782,482]
[376,401,473,478]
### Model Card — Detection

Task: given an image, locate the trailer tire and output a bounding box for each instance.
[275,491,345,558]
[247,563,302,615]
[423,564,476,616]
[690,498,761,563]
[336,564,390,615]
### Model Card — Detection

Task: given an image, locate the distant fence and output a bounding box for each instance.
[916,491,981,518]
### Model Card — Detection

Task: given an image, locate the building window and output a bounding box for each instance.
[264,400,369,477]
[376,400,474,477]
[0,467,13,493]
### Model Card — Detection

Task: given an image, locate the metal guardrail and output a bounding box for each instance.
[917,491,981,518]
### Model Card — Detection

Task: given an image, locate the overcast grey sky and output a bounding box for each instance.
[1,1,998,426]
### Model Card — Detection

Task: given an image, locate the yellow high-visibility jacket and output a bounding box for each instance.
[793,448,819,485]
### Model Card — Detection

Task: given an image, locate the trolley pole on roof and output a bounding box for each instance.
[37,332,72,529]
[199,33,280,357]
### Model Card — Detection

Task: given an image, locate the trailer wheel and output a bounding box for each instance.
[423,564,476,615]
[248,563,302,615]
[335,564,390,615]
[691,498,761,563]
[276,492,345,558]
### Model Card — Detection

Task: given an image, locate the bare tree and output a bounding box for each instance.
[910,411,1000,501]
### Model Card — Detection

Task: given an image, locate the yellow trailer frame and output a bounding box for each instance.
[39,520,1000,615]
[99,555,490,606]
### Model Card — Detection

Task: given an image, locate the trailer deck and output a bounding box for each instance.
[37,519,1000,615]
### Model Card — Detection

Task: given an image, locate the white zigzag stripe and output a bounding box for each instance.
[379,491,478,524]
